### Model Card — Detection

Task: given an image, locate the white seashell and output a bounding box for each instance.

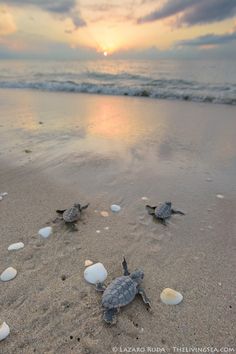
[84,260,93,267]
[8,242,24,251]
[141,197,149,201]
[38,226,52,238]
[96,230,101,234]
[0,192,8,199]
[160,288,183,305]
[101,211,109,217]
[0,267,17,282]
[104,226,109,230]
[110,204,121,213]
[0,322,10,341]
[84,262,108,284]
[216,194,224,199]
[0,192,8,197]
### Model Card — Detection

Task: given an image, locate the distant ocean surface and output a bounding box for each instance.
[0,59,236,105]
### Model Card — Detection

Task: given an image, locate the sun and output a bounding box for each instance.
[103,51,108,57]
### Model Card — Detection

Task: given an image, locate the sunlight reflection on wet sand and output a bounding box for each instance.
[0,89,236,187]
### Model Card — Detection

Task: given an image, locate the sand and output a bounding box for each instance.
[0,89,235,353]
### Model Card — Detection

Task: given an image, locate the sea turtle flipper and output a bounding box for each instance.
[122,257,130,276]
[56,209,66,214]
[103,308,118,324]
[171,209,185,215]
[66,222,78,232]
[53,216,63,223]
[95,282,106,292]
[81,203,89,211]
[146,205,156,215]
[138,287,151,307]
[160,218,167,226]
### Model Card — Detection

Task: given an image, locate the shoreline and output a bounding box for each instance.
[0,87,235,107]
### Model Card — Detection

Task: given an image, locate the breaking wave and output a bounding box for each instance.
[0,62,236,105]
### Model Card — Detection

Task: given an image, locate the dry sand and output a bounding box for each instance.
[0,89,235,353]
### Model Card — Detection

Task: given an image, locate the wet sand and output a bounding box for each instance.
[0,89,235,353]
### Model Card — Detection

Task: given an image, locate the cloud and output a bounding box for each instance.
[137,0,236,26]
[4,0,74,13]
[0,8,17,36]
[177,31,236,47]
[70,14,86,28]
[82,1,135,24]
[0,35,99,59]
[1,35,236,60]
[181,0,236,26]
[84,3,120,13]
[137,0,196,24]
[3,0,86,29]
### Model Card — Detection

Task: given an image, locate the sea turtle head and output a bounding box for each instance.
[130,269,144,284]
[73,203,81,210]
[166,201,172,206]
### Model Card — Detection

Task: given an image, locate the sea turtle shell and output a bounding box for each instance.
[63,206,80,223]
[102,276,137,309]
[155,202,172,219]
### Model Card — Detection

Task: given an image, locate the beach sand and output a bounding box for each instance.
[0,89,235,353]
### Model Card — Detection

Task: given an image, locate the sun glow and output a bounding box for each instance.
[103,51,108,56]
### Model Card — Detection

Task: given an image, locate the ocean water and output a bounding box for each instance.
[0,59,236,105]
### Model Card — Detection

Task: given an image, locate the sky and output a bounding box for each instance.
[0,0,236,59]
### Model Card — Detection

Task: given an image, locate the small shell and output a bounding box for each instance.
[84,260,93,267]
[38,226,52,238]
[0,267,17,282]
[0,192,8,197]
[160,288,183,305]
[84,262,108,284]
[0,322,10,341]
[8,242,24,251]
[110,204,121,213]
[101,211,109,217]
[216,194,224,199]
[141,197,149,201]
[96,230,101,234]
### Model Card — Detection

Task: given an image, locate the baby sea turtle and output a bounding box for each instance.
[146,201,184,225]
[56,203,89,231]
[96,258,151,324]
